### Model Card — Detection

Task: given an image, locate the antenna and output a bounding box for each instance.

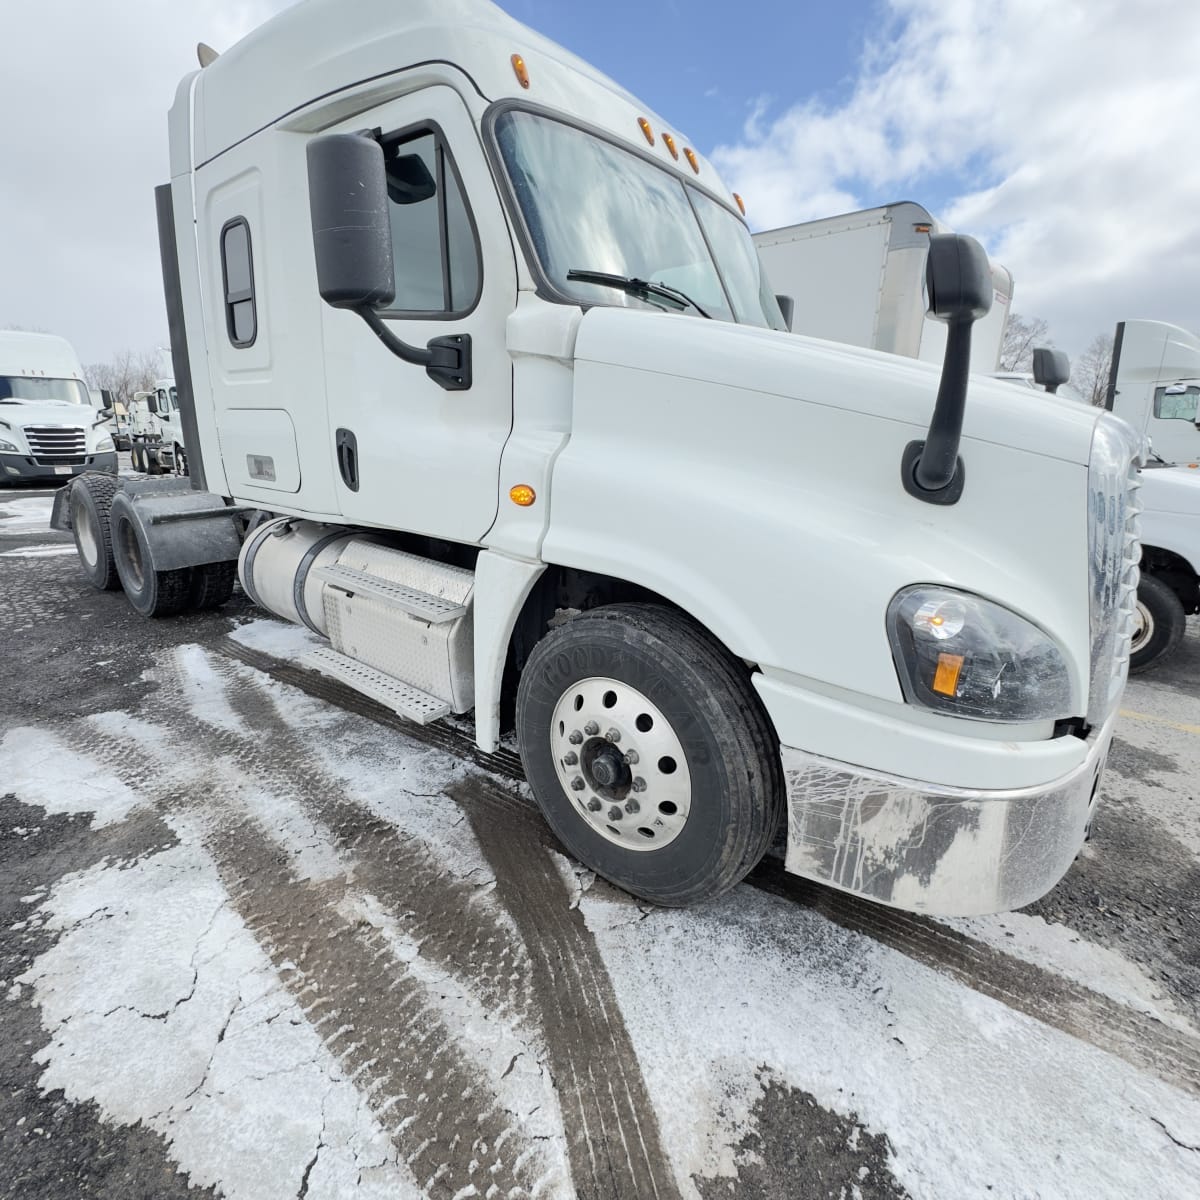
[197,43,220,67]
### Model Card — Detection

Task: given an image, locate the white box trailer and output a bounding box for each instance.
[753,202,1013,375]
[1105,319,1200,465]
[0,331,118,485]
[53,0,1143,917]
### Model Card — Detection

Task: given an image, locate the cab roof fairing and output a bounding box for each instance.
[178,0,728,199]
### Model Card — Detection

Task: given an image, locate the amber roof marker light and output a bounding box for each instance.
[638,117,655,145]
[733,193,746,216]
[684,147,700,174]
[662,132,679,159]
[511,53,530,88]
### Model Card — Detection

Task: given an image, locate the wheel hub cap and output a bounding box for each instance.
[551,677,692,852]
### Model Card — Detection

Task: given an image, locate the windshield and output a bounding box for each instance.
[0,375,88,405]
[494,110,786,330]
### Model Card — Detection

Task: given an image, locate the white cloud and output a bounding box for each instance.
[713,0,1200,357]
[0,0,289,365]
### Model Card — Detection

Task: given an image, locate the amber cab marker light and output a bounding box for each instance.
[913,222,932,233]
[733,193,746,216]
[638,117,655,145]
[510,484,537,507]
[932,653,965,697]
[662,132,679,159]
[684,147,700,174]
[511,53,530,88]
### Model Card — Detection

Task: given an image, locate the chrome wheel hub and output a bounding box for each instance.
[76,505,99,567]
[551,676,692,852]
[1131,600,1153,653]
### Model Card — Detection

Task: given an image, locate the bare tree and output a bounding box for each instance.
[84,349,162,410]
[999,313,1052,372]
[1072,333,1115,407]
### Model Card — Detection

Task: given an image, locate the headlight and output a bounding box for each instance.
[0,438,18,453]
[94,433,115,452]
[888,585,1074,722]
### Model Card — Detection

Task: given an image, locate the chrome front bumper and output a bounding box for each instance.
[781,716,1114,916]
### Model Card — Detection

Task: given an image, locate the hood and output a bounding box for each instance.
[1139,462,1200,516]
[573,307,1103,467]
[0,398,91,430]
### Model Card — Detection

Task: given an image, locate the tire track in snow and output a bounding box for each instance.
[210,648,682,1200]
[219,637,1200,1100]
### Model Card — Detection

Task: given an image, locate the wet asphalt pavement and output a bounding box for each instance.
[1,473,1199,1200]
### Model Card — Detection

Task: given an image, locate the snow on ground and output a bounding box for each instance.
[0,727,141,828]
[944,906,1195,1034]
[0,542,74,558]
[579,885,1200,1200]
[228,616,323,659]
[6,639,1200,1199]
[0,494,55,535]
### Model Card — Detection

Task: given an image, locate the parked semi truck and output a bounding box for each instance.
[1105,320,1200,465]
[128,378,187,474]
[0,331,118,485]
[54,0,1143,916]
[753,203,1014,374]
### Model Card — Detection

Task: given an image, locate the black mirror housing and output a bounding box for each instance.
[925,234,992,324]
[306,133,396,309]
[146,395,159,415]
[1032,347,1071,393]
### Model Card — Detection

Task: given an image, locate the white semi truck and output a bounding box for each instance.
[753,203,1014,374]
[54,0,1143,917]
[128,377,187,475]
[1105,320,1200,465]
[0,331,118,485]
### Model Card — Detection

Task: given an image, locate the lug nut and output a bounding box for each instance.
[570,777,586,792]
[608,806,623,822]
[584,721,600,736]
[587,798,602,812]
[569,730,584,745]
[605,728,621,743]
[632,777,647,793]
[624,799,640,815]
[623,750,640,765]
[563,751,579,766]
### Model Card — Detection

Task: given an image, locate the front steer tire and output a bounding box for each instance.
[109,492,192,618]
[69,473,121,591]
[516,602,784,906]
[1129,573,1186,674]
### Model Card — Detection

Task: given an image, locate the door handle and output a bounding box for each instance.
[335,427,360,492]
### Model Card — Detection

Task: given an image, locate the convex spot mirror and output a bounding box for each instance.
[306,133,397,310]
[924,234,992,324]
[1033,347,1071,394]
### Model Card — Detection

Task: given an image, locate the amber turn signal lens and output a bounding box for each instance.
[684,147,700,174]
[511,54,530,89]
[932,653,965,697]
[638,117,655,145]
[662,132,678,159]
[509,484,536,507]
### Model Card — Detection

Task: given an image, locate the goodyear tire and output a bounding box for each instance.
[109,491,192,617]
[69,473,121,591]
[1129,573,1186,674]
[516,603,783,906]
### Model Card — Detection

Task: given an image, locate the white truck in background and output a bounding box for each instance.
[128,377,187,475]
[0,331,118,486]
[753,202,1014,374]
[1104,320,1200,465]
[54,0,1143,919]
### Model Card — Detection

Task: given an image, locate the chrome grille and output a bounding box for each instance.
[25,424,87,464]
[1086,414,1144,727]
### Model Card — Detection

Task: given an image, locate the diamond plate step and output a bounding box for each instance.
[312,564,468,623]
[301,647,450,725]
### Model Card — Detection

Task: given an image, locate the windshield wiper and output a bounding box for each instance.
[566,270,711,318]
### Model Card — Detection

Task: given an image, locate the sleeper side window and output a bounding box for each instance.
[220,218,257,347]
[381,129,481,317]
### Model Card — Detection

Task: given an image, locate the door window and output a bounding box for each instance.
[1154,385,1200,421]
[380,129,481,317]
[220,218,257,347]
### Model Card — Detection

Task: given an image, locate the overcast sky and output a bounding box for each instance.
[3,0,1198,365]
